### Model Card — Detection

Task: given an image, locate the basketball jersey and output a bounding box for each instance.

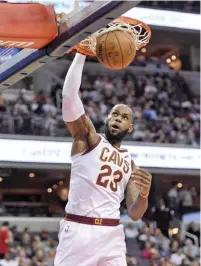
[65,134,133,219]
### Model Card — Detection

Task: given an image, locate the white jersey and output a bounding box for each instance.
[65,135,133,219]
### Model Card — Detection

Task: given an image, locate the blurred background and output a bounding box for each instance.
[0,1,200,266]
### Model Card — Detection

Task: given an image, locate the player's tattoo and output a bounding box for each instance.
[126,179,140,207]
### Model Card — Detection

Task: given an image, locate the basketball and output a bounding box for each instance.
[96,30,136,69]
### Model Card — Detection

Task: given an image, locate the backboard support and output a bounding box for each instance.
[0,0,142,90]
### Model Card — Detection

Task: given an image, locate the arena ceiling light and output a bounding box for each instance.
[29,172,35,178]
[47,188,52,193]
[177,183,183,188]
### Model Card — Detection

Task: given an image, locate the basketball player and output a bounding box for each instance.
[54,53,152,266]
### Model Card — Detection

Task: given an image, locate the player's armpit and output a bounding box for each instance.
[65,114,98,156]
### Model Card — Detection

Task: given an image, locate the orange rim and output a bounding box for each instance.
[66,43,96,56]
[66,16,151,54]
[76,43,96,56]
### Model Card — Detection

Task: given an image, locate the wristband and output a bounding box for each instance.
[140,191,149,198]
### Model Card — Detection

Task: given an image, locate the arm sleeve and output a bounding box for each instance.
[62,53,86,122]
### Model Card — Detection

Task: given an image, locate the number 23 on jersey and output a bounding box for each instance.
[96,165,123,192]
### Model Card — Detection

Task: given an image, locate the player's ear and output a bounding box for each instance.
[105,116,109,124]
[128,123,134,133]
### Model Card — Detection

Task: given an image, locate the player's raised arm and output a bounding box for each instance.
[62,53,98,155]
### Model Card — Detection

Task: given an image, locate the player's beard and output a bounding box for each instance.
[104,120,128,143]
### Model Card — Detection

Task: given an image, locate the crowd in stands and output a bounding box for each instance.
[0,218,199,266]
[0,180,199,266]
[123,182,200,265]
[125,221,200,266]
[0,222,56,266]
[139,1,200,13]
[167,184,199,219]
[0,70,200,146]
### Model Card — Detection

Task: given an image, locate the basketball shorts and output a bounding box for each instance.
[54,219,127,266]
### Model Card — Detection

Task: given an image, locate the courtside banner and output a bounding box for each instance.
[0,139,200,169]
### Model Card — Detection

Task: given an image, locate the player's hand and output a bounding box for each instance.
[130,168,152,197]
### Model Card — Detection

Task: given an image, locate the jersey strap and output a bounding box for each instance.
[82,134,102,155]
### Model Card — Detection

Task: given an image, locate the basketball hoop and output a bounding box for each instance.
[68,16,151,56]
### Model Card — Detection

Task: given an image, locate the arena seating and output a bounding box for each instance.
[0,216,199,266]
[0,70,200,146]
[125,222,200,266]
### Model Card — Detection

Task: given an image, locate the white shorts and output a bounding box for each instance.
[54,219,127,266]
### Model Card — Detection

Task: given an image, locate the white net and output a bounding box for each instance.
[79,19,151,55]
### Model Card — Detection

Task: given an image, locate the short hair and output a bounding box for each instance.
[2,221,9,227]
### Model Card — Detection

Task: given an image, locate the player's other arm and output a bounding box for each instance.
[126,164,152,221]
[62,53,98,155]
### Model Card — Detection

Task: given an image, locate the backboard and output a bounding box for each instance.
[0,0,142,89]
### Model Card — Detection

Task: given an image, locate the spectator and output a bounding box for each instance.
[126,255,139,266]
[153,199,172,237]
[183,239,199,259]
[170,248,186,265]
[15,248,31,266]
[143,102,158,120]
[0,202,7,216]
[42,98,57,116]
[13,99,29,116]
[154,228,170,253]
[32,236,44,253]
[167,184,180,214]
[139,227,157,245]
[46,248,55,266]
[191,257,200,266]
[32,249,47,266]
[125,223,139,239]
[141,242,153,259]
[34,91,46,105]
[0,222,10,260]
[170,240,180,254]
[0,252,18,266]
[159,256,175,266]
[179,185,197,216]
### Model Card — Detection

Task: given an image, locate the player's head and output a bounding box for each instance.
[104,104,133,143]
